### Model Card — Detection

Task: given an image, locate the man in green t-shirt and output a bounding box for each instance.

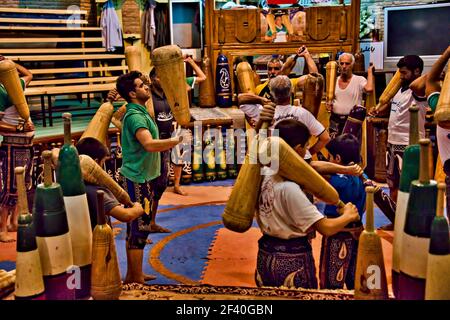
[0,56,33,243]
[116,71,183,284]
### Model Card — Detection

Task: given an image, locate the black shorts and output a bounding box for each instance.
[151,150,170,201]
[386,143,406,191]
[329,113,348,139]
[120,174,153,250]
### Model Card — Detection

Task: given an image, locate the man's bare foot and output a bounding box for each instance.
[0,232,15,243]
[146,238,153,245]
[149,224,171,233]
[7,224,17,232]
[143,273,157,281]
[113,227,122,237]
[173,186,187,196]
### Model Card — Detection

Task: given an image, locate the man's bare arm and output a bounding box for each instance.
[369,102,391,117]
[309,130,330,155]
[15,63,33,86]
[185,56,206,83]
[280,55,297,76]
[109,202,144,223]
[238,93,269,106]
[426,45,450,97]
[136,128,182,152]
[363,64,375,93]
[0,55,33,86]
[301,47,318,74]
[410,74,427,97]
[281,46,318,76]
[310,161,363,176]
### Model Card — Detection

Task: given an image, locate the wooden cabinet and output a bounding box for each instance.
[212,6,353,45]
[204,0,361,95]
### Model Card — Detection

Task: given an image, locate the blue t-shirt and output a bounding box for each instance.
[324,173,366,219]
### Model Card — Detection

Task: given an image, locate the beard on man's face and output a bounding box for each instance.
[400,77,413,89]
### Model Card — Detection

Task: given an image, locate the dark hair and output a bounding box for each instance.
[149,67,156,79]
[274,119,311,149]
[397,55,424,73]
[267,58,283,68]
[76,137,109,162]
[327,133,360,165]
[116,71,142,102]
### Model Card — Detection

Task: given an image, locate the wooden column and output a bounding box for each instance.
[204,0,217,92]
[351,0,361,53]
[204,0,213,60]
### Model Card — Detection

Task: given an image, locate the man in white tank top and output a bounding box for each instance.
[327,53,374,139]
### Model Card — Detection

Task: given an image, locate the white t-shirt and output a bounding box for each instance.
[274,30,287,43]
[239,103,326,160]
[239,104,263,125]
[437,125,450,164]
[272,104,325,138]
[257,167,324,239]
[332,75,367,115]
[387,88,427,145]
[270,25,288,43]
[273,104,325,159]
[3,106,21,126]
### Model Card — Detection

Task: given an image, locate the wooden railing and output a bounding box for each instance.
[0,7,127,126]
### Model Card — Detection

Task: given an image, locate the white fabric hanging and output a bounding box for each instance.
[101,0,123,52]
[142,0,157,50]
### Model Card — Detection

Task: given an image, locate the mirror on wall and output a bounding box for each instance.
[228,52,334,95]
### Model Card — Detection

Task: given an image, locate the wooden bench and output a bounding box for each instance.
[0,7,127,127]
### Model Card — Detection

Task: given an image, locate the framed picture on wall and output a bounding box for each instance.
[265,12,289,42]
[261,8,306,43]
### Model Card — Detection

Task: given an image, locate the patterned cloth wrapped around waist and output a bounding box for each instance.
[258,234,311,254]
[341,223,364,240]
